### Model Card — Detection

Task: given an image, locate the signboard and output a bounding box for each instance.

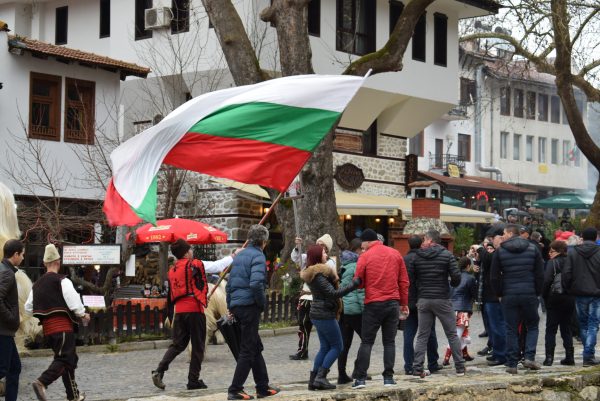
[62,245,121,265]
[447,163,460,178]
[82,295,106,308]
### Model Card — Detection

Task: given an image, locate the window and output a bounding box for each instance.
[389,0,403,34]
[29,73,61,141]
[460,78,476,105]
[65,78,95,145]
[526,91,536,119]
[551,139,559,164]
[513,88,524,118]
[362,121,377,156]
[171,0,190,34]
[55,6,68,45]
[526,135,533,162]
[135,0,152,40]
[409,130,424,157]
[537,94,548,121]
[100,0,110,38]
[500,131,508,159]
[574,147,581,167]
[457,134,471,161]
[538,137,546,163]
[308,0,320,36]
[563,140,570,165]
[411,12,426,62]
[513,134,521,160]
[500,87,510,116]
[576,98,584,115]
[433,13,447,67]
[551,95,560,123]
[336,0,376,56]
[562,103,569,125]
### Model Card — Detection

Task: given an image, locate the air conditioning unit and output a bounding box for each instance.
[145,7,172,30]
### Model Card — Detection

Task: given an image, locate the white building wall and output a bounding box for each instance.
[0,31,121,200]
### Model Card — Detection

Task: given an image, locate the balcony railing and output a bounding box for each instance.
[429,154,466,171]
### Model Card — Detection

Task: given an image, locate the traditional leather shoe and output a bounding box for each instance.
[289,353,308,360]
[187,380,208,390]
[32,380,48,401]
[151,370,165,390]
[522,359,541,370]
[487,359,506,367]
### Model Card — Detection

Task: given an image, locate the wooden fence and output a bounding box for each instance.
[80,291,298,344]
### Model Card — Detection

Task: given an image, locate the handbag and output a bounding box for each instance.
[550,260,563,295]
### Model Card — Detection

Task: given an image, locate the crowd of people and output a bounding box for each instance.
[1,222,600,401]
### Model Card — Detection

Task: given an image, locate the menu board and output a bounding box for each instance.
[62,245,121,265]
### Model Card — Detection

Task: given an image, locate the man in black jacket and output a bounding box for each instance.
[562,227,600,366]
[0,240,24,401]
[491,224,544,374]
[409,230,464,377]
[402,235,440,375]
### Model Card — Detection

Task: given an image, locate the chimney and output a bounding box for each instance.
[408,181,442,219]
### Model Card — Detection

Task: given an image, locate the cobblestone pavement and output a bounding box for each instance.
[15,309,587,401]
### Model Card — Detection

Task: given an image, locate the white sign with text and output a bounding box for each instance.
[62,245,121,265]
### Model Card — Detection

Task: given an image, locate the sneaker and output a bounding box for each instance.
[351,379,366,389]
[228,390,254,400]
[383,377,396,386]
[505,367,518,375]
[151,370,165,390]
[32,380,48,401]
[583,358,600,367]
[187,380,208,390]
[288,353,308,360]
[257,386,280,398]
[456,367,466,377]
[413,370,430,379]
[477,346,491,356]
[522,359,541,370]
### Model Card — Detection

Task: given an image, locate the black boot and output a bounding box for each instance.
[308,371,317,391]
[543,346,554,366]
[560,347,575,366]
[337,372,352,384]
[313,368,336,390]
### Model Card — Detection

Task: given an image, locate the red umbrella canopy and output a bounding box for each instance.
[134,218,228,244]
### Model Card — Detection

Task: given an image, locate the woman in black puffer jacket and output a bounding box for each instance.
[301,244,359,391]
[542,240,575,366]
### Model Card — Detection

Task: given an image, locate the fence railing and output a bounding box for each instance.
[79,292,298,344]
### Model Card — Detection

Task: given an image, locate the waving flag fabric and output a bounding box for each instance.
[103,74,364,226]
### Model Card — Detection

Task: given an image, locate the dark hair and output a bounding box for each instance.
[170,239,191,259]
[425,230,441,244]
[306,244,324,267]
[3,239,23,259]
[505,224,520,236]
[582,227,598,242]
[348,238,362,253]
[458,256,471,270]
[549,240,567,256]
[408,235,422,250]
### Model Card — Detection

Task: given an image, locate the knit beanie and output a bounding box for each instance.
[360,229,378,242]
[316,234,333,252]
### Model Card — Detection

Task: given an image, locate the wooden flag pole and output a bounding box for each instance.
[207,189,286,300]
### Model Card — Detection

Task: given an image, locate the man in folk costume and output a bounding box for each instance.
[25,244,89,401]
[151,239,209,391]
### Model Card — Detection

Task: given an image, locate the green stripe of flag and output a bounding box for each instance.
[187,102,340,152]
[132,176,158,224]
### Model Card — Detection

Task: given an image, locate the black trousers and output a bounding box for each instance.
[38,332,80,401]
[0,335,21,401]
[157,312,206,384]
[295,299,312,355]
[337,314,362,375]
[229,305,269,393]
[545,297,575,350]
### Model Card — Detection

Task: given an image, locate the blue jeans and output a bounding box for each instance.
[403,306,439,373]
[0,335,21,401]
[484,302,506,363]
[575,296,600,359]
[501,295,539,368]
[312,319,344,370]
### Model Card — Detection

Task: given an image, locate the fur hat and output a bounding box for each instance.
[170,239,191,259]
[316,234,333,252]
[360,229,378,242]
[43,244,61,263]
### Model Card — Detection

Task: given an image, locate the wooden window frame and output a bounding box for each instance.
[526,91,536,120]
[538,137,546,163]
[308,0,321,37]
[100,0,110,38]
[64,78,95,145]
[362,120,378,156]
[411,12,426,62]
[171,0,190,34]
[551,139,559,164]
[55,6,68,45]
[551,95,560,123]
[526,135,534,162]
[433,13,447,67]
[513,88,524,118]
[500,131,508,159]
[389,0,404,35]
[500,86,510,116]
[135,0,153,40]
[336,0,376,56]
[29,72,62,141]
[538,93,548,121]
[458,133,471,161]
[513,133,521,160]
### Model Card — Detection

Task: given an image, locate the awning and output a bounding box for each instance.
[212,179,495,223]
[419,171,536,194]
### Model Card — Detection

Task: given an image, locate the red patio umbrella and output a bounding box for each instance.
[133,218,227,244]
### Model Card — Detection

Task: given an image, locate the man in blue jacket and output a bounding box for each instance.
[491,224,544,374]
[226,225,279,400]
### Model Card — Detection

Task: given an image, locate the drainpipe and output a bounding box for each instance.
[474,63,503,181]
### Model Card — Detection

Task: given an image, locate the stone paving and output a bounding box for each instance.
[15,310,591,401]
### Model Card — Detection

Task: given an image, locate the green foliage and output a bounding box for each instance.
[289,275,303,296]
[454,226,475,256]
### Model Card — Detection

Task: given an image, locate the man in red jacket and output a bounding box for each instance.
[351,229,409,389]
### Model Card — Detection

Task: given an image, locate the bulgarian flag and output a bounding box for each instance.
[103,74,365,226]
